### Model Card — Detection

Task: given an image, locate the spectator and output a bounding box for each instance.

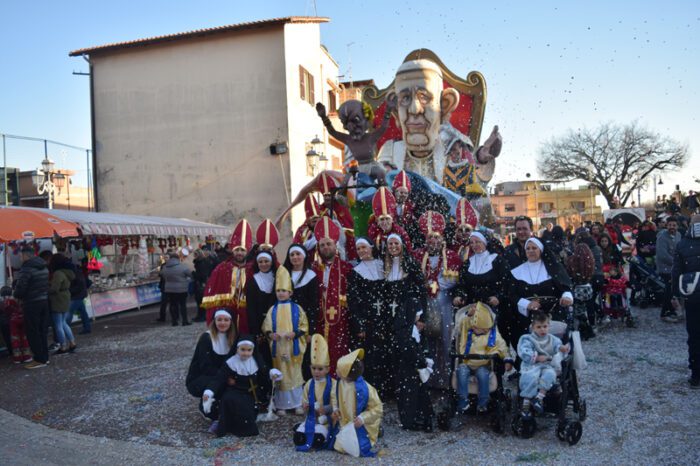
[636,221,657,263]
[656,216,682,322]
[48,255,77,355]
[66,263,91,334]
[1,286,31,363]
[160,251,192,326]
[192,249,216,323]
[599,233,623,269]
[672,214,700,388]
[155,253,169,323]
[13,245,51,369]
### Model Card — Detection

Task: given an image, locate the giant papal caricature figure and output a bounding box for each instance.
[378,59,502,206]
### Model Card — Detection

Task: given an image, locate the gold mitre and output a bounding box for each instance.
[336,348,364,379]
[275,266,292,292]
[310,334,330,367]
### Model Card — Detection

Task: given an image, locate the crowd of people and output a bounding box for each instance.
[178,172,700,456]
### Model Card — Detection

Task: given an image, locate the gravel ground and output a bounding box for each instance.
[0,301,698,465]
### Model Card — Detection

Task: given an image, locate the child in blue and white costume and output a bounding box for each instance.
[517,311,569,415]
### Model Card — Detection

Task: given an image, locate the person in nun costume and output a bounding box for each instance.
[283,243,319,380]
[507,237,573,349]
[202,335,272,437]
[453,231,511,341]
[347,237,387,389]
[186,309,238,425]
[246,251,278,367]
[294,334,337,451]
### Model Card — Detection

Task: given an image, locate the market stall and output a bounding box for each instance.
[2,206,231,318]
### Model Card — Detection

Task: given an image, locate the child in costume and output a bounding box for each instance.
[455,302,511,413]
[331,349,383,458]
[262,266,309,415]
[294,334,337,451]
[202,336,271,437]
[517,311,570,415]
[1,286,31,364]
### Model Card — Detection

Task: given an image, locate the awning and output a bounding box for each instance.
[1,207,232,238]
[0,208,80,242]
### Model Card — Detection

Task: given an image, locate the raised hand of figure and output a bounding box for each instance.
[316,102,327,118]
[480,125,502,160]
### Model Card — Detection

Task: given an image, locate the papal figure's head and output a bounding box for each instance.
[390,59,459,157]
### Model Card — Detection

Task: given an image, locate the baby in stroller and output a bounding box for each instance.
[601,265,634,326]
[517,311,570,416]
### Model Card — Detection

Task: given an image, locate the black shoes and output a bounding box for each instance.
[690,376,700,389]
[182,322,192,326]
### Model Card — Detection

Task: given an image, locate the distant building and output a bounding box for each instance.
[491,180,602,232]
[70,16,342,234]
[1,167,90,211]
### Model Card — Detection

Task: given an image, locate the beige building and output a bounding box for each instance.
[491,180,602,232]
[70,17,342,236]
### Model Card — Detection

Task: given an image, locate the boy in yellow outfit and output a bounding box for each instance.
[455,302,511,413]
[331,349,383,458]
[262,267,308,414]
[294,334,337,451]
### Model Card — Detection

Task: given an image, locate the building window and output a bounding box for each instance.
[328,90,337,113]
[299,66,315,105]
[504,203,516,212]
[538,202,554,213]
[570,201,585,211]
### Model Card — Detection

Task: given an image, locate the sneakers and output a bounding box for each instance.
[25,360,49,369]
[276,409,287,416]
[207,420,219,434]
[661,315,678,323]
[532,397,544,415]
[53,347,69,355]
[68,343,78,353]
[182,322,192,326]
[48,343,60,351]
[600,316,612,325]
[476,405,489,414]
[294,407,304,415]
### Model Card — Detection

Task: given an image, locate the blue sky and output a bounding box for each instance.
[1,0,698,202]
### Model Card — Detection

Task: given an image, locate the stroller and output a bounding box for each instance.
[600,266,634,327]
[628,255,665,308]
[510,304,587,446]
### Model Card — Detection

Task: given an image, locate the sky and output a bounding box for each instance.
[1,0,698,204]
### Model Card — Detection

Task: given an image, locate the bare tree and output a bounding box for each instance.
[537,122,688,208]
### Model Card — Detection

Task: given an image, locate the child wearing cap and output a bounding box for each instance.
[294,334,337,451]
[455,302,511,414]
[331,349,383,457]
[262,267,309,415]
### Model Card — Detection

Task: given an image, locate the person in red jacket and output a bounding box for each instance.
[1,286,31,364]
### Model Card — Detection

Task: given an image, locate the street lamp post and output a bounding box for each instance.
[32,157,57,209]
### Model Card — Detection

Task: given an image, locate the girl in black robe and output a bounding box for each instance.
[507,237,573,349]
[383,234,427,401]
[246,252,277,367]
[394,296,434,431]
[283,244,319,380]
[453,232,511,343]
[186,309,237,421]
[347,237,386,393]
[203,335,271,438]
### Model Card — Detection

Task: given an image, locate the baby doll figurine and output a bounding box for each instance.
[316,95,397,184]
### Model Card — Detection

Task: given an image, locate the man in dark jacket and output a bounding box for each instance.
[192,249,216,322]
[13,246,50,368]
[160,252,192,326]
[504,216,533,269]
[673,214,700,388]
[657,217,682,322]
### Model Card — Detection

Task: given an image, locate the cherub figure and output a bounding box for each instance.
[316,95,397,184]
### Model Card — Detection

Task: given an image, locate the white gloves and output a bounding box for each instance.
[425,358,434,369]
[270,368,283,381]
[418,367,433,384]
[202,389,215,414]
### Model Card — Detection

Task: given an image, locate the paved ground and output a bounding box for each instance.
[0,300,698,465]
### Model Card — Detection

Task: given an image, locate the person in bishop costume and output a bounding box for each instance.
[283,243,319,380]
[367,187,412,257]
[392,170,417,233]
[312,217,354,377]
[202,336,270,437]
[331,349,383,458]
[447,197,479,263]
[186,309,237,425]
[507,237,573,351]
[293,194,323,258]
[262,267,309,414]
[202,219,252,331]
[246,251,277,367]
[412,211,461,388]
[294,334,338,451]
[318,173,357,262]
[347,237,389,397]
